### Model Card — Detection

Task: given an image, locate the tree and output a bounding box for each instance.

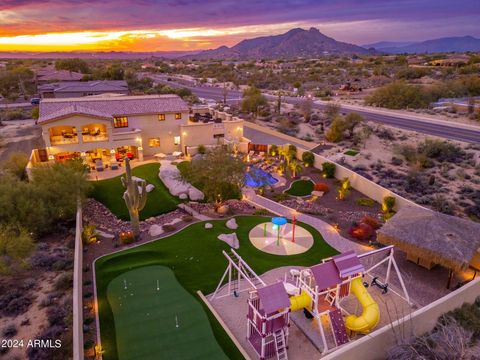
[1,152,29,180]
[365,81,431,109]
[324,102,340,121]
[180,147,245,209]
[0,225,34,274]
[325,115,347,142]
[55,58,90,74]
[241,86,267,118]
[31,107,39,120]
[302,151,315,167]
[276,91,283,114]
[121,158,147,238]
[344,112,364,138]
[299,97,313,122]
[288,160,303,178]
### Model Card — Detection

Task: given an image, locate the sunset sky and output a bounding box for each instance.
[0,0,479,52]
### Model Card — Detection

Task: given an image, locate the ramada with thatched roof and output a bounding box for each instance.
[377,206,480,273]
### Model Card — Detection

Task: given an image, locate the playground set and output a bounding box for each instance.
[211,245,411,359]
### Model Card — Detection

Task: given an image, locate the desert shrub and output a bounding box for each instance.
[0,289,32,316]
[119,231,135,244]
[325,115,346,142]
[382,196,396,213]
[54,273,73,291]
[365,81,432,109]
[301,151,315,167]
[314,182,329,192]
[84,339,95,350]
[349,223,375,241]
[2,324,17,338]
[253,209,270,216]
[444,299,480,338]
[82,223,97,244]
[197,144,206,154]
[46,306,68,326]
[322,162,336,178]
[417,139,465,163]
[1,152,29,180]
[431,195,455,215]
[391,157,403,166]
[356,198,375,207]
[337,178,351,200]
[361,215,381,229]
[162,224,177,232]
[83,317,94,326]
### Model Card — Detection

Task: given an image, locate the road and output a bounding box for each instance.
[151,75,480,144]
[0,102,33,109]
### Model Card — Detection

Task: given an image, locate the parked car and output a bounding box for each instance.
[30,97,41,105]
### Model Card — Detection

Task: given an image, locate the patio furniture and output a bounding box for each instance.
[95,159,104,171]
[110,161,119,170]
[172,151,182,158]
[154,153,167,160]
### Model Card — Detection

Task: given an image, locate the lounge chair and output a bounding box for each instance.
[95,159,104,171]
[110,161,119,170]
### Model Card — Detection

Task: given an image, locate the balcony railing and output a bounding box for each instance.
[50,134,79,145]
[82,133,109,143]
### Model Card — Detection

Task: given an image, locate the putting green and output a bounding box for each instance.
[107,265,228,360]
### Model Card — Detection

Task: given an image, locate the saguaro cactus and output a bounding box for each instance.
[121,158,147,238]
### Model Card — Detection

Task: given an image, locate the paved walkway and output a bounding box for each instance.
[243,189,369,254]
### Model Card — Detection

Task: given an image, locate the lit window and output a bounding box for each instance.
[158,114,166,121]
[148,137,160,147]
[113,116,128,128]
[175,113,182,120]
[173,136,180,145]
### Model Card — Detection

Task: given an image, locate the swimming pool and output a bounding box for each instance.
[245,166,278,187]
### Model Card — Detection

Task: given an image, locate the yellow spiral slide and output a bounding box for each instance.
[344,278,380,334]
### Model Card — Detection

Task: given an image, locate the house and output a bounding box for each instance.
[30,94,244,167]
[38,80,129,98]
[36,69,84,84]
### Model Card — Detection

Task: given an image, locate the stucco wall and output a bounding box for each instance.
[73,204,84,360]
[323,277,480,360]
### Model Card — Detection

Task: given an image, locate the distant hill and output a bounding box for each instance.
[191,27,374,59]
[0,51,200,60]
[369,36,480,54]
[362,41,416,50]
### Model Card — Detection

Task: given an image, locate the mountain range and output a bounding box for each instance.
[364,36,480,54]
[192,27,373,59]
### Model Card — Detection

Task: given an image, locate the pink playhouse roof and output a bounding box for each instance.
[310,261,342,290]
[333,251,364,278]
[257,282,290,315]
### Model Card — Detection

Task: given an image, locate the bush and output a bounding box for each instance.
[181,215,193,222]
[337,178,351,200]
[197,144,206,154]
[301,151,315,167]
[314,182,329,192]
[326,115,346,142]
[361,215,381,229]
[269,144,279,156]
[82,223,97,244]
[349,223,375,241]
[322,162,336,178]
[356,198,375,207]
[382,196,396,213]
[54,273,73,291]
[365,81,432,109]
[0,289,32,316]
[273,193,290,202]
[2,324,17,338]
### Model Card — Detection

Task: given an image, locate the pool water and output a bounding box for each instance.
[245,166,278,187]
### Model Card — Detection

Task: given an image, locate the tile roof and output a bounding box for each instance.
[38,95,189,123]
[39,80,128,93]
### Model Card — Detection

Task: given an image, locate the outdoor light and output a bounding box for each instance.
[182,131,187,136]
[138,147,143,151]
[81,152,86,157]
[110,149,115,154]
[136,137,141,142]
[48,155,54,160]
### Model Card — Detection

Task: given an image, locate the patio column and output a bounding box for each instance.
[137,146,144,161]
[76,127,83,144]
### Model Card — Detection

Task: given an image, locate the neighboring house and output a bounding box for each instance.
[31,94,244,166]
[38,80,129,98]
[36,69,84,84]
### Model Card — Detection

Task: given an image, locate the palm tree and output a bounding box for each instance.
[288,160,303,179]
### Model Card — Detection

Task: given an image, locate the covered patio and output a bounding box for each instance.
[377,206,480,288]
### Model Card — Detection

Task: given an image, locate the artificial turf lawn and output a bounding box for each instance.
[91,163,180,220]
[108,266,228,360]
[95,216,338,360]
[285,179,315,196]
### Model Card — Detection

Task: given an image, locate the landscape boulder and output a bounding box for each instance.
[205,223,213,229]
[148,224,164,237]
[188,187,204,201]
[226,218,238,230]
[217,233,239,249]
[95,230,114,241]
[146,184,155,193]
[179,193,188,200]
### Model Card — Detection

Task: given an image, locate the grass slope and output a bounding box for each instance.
[108,265,228,360]
[95,216,337,360]
[91,163,180,220]
[285,179,315,196]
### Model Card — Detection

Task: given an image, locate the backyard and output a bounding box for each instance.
[94,216,337,360]
[91,163,180,220]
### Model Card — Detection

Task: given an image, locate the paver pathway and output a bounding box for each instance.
[243,189,369,254]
